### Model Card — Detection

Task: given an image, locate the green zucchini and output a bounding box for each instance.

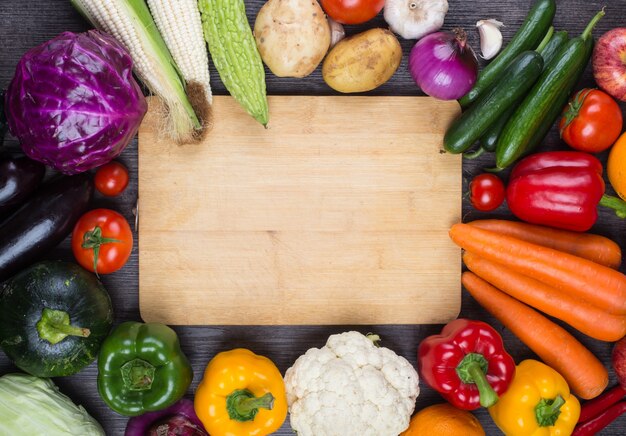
[496,11,604,169]
[458,0,556,109]
[199,0,269,126]
[474,30,569,155]
[444,51,544,154]
[0,261,113,377]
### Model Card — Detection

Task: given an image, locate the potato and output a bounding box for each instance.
[322,28,402,93]
[254,0,331,78]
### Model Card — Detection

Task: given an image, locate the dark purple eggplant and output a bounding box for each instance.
[0,156,46,217]
[0,174,93,281]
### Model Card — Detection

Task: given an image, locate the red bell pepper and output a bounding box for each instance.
[507,151,626,232]
[418,319,516,410]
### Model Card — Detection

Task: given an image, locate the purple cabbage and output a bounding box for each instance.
[5,30,147,174]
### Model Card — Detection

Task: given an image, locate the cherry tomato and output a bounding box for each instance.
[95,161,129,197]
[72,209,133,275]
[559,88,623,153]
[469,174,505,211]
[321,0,385,25]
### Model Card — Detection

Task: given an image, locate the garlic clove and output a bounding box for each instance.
[384,0,449,40]
[476,19,504,60]
[327,17,345,48]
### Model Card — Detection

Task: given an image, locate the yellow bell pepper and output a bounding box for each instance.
[489,359,580,436]
[194,348,287,436]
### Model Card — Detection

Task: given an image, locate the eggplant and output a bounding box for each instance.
[0,156,46,217]
[0,174,93,281]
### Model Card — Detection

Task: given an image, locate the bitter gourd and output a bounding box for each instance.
[199,0,269,126]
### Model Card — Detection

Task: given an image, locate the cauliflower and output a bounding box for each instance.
[284,331,420,436]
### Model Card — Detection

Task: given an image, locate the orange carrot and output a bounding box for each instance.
[463,252,626,342]
[462,271,608,400]
[468,219,622,269]
[450,223,626,315]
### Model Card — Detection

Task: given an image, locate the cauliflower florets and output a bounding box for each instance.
[284,331,420,436]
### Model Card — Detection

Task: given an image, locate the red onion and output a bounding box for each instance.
[125,399,207,436]
[409,29,478,100]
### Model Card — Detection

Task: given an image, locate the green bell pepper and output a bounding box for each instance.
[97,321,193,416]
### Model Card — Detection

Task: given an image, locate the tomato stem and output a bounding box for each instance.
[81,226,121,276]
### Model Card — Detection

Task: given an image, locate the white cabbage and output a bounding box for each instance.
[0,373,105,435]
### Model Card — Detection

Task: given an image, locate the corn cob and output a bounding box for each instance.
[147,0,212,105]
[71,0,203,143]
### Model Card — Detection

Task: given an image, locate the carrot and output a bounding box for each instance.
[450,223,626,315]
[468,219,622,269]
[463,252,626,342]
[462,271,608,400]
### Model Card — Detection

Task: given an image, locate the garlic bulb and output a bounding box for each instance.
[384,0,448,40]
[477,19,504,60]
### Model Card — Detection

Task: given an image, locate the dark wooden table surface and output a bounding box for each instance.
[1,1,625,434]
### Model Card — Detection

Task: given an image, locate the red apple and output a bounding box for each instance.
[593,28,626,101]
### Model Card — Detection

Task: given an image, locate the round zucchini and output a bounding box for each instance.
[0,261,113,377]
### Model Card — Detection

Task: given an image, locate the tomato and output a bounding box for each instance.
[95,161,129,197]
[320,0,385,25]
[72,209,133,275]
[469,174,505,211]
[559,88,623,153]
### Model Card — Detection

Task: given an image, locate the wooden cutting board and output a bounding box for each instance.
[138,95,461,325]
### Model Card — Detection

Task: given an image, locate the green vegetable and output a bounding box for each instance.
[458,0,556,108]
[98,321,193,416]
[444,50,545,154]
[0,261,113,377]
[0,373,105,435]
[199,0,269,126]
[539,30,569,65]
[496,10,604,169]
[467,29,569,159]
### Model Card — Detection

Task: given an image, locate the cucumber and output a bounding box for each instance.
[199,0,269,126]
[458,0,556,109]
[479,107,515,153]
[496,11,604,169]
[539,30,569,64]
[444,51,544,154]
[476,30,569,154]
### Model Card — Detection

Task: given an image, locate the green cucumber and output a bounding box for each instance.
[444,51,544,154]
[471,29,569,156]
[539,30,569,65]
[495,11,604,169]
[458,0,556,108]
[199,0,269,126]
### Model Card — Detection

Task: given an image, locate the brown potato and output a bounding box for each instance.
[254,0,330,78]
[322,28,402,93]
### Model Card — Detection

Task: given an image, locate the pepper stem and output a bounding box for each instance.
[456,353,499,408]
[535,395,566,427]
[226,389,274,422]
[120,358,156,391]
[600,194,626,219]
[36,308,90,345]
[582,9,605,40]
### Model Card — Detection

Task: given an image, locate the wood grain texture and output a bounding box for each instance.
[138,96,461,325]
[0,0,625,434]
